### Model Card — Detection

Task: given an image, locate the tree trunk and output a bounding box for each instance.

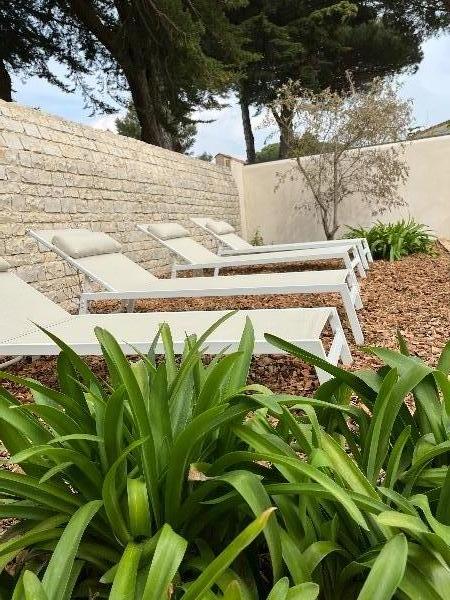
[278,127,290,160]
[330,152,339,239]
[272,106,294,160]
[127,69,172,149]
[319,210,333,240]
[0,59,12,102]
[239,91,255,164]
[278,105,294,160]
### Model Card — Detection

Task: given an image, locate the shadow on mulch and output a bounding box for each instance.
[3,245,449,402]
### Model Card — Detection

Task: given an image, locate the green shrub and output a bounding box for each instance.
[0,319,303,599]
[250,227,264,246]
[346,219,435,261]
[0,319,449,599]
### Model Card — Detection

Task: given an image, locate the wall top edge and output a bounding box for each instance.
[244,133,450,170]
[0,99,232,174]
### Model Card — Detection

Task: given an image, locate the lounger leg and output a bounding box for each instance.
[356,241,369,270]
[340,287,364,345]
[79,294,88,314]
[363,239,374,262]
[126,300,135,313]
[309,341,332,385]
[352,284,363,310]
[352,248,366,278]
[343,254,358,286]
[347,273,363,310]
[0,356,24,369]
[171,264,178,279]
[338,336,353,365]
[213,267,220,276]
[328,308,352,365]
[80,277,94,314]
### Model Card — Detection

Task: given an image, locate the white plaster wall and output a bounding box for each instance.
[240,136,450,244]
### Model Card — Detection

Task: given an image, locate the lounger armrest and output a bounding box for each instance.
[171,261,223,271]
[216,241,362,256]
[80,276,349,304]
[81,289,206,302]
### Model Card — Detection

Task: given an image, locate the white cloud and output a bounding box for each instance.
[90,113,121,132]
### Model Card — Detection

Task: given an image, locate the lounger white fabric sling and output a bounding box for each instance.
[191,217,373,269]
[27,229,364,343]
[0,266,353,383]
[137,222,365,282]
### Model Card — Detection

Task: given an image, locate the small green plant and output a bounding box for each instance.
[1,319,450,598]
[346,218,435,261]
[251,227,264,246]
[0,318,309,598]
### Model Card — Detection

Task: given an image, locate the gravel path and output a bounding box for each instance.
[3,244,449,400]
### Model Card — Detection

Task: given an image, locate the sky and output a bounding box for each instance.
[11,32,450,160]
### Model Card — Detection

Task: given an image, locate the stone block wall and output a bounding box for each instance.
[0,100,241,308]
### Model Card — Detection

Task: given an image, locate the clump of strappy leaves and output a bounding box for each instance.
[0,315,449,599]
[347,219,435,261]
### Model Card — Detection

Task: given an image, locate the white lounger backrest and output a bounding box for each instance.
[138,224,218,265]
[191,217,252,251]
[0,269,70,342]
[219,233,252,251]
[28,229,159,292]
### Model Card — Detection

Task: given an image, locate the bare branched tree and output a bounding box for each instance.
[268,76,413,239]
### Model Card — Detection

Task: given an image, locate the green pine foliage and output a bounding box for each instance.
[255,143,281,163]
[0,319,449,598]
[116,101,198,152]
[115,103,141,140]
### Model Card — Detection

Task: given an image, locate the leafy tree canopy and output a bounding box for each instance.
[1,0,448,155]
[1,0,255,150]
[115,102,141,140]
[0,0,87,102]
[228,0,449,161]
[116,100,197,153]
[255,142,281,163]
[270,76,413,239]
[255,132,336,163]
[197,152,213,162]
[46,0,254,149]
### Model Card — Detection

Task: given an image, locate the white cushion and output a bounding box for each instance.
[0,258,10,272]
[52,231,122,259]
[146,223,189,240]
[206,220,235,235]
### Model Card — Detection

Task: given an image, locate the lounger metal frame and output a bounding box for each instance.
[1,310,352,385]
[137,224,365,284]
[191,217,373,269]
[0,268,352,385]
[80,271,364,343]
[28,229,365,343]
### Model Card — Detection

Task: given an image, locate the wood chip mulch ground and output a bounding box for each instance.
[2,244,449,402]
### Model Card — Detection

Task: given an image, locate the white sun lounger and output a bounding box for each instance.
[0,262,352,383]
[28,229,364,343]
[191,217,373,269]
[137,222,365,283]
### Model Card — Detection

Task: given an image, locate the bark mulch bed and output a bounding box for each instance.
[3,244,449,402]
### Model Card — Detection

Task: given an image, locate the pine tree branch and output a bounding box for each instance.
[67,0,118,55]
